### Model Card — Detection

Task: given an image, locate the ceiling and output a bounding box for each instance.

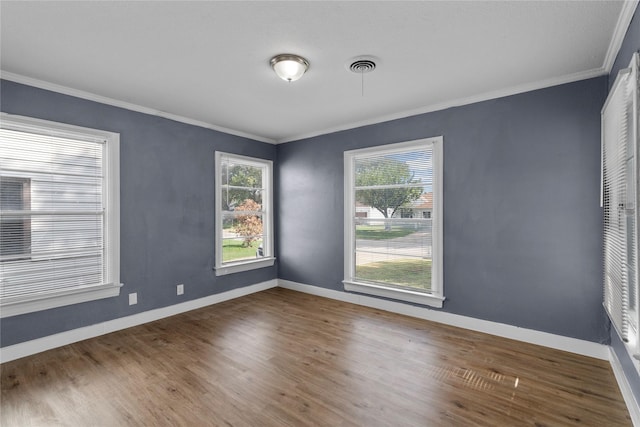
[0,1,636,144]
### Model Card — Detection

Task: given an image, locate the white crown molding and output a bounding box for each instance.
[0,65,611,146]
[0,279,278,363]
[602,0,640,73]
[278,67,608,144]
[278,279,610,360]
[609,347,640,426]
[0,71,277,145]
[0,62,613,146]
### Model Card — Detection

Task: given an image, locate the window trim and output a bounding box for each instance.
[0,113,121,318]
[343,137,444,308]
[214,151,275,276]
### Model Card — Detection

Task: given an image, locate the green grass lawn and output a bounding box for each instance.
[356,259,431,290]
[222,239,261,262]
[355,225,415,240]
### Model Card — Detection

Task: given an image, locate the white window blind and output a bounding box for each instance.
[602,53,639,344]
[0,115,121,317]
[344,138,444,308]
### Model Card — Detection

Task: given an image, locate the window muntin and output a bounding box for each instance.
[0,114,121,318]
[215,152,274,275]
[344,138,443,307]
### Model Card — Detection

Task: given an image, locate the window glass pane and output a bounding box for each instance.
[355,188,430,219]
[355,150,432,187]
[355,219,432,257]
[223,161,263,189]
[355,217,432,292]
[627,214,637,316]
[222,213,264,263]
[221,188,263,211]
[355,252,431,292]
[30,215,102,258]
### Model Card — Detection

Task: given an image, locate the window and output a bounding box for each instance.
[0,177,31,259]
[343,137,444,307]
[0,114,121,318]
[400,208,413,219]
[602,52,639,366]
[214,152,274,275]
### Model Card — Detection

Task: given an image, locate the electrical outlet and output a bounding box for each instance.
[129,292,137,305]
[177,284,184,295]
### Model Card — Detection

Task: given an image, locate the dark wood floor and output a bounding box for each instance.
[0,287,631,426]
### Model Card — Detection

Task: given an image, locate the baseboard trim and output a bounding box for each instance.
[278,279,610,360]
[0,278,612,362]
[609,347,640,426]
[0,279,278,363]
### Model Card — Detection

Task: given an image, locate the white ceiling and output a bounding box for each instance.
[0,1,636,144]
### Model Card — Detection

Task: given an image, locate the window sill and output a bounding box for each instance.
[343,280,444,308]
[0,282,123,318]
[214,257,276,276]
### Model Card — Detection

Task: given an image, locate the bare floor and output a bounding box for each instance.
[0,288,631,426]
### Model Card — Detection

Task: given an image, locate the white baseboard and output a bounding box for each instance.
[0,279,278,363]
[1,278,610,362]
[278,279,610,360]
[610,347,640,426]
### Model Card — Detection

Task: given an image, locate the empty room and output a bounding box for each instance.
[1,1,640,425]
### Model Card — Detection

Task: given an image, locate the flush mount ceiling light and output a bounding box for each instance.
[270,54,309,82]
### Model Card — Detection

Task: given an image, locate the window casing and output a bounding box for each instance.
[214,152,274,276]
[344,137,444,307]
[0,114,121,318]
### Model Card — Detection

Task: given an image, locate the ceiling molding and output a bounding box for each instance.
[277,67,608,144]
[0,71,276,145]
[602,0,639,73]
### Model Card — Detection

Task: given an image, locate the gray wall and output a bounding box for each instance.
[608,3,640,408]
[0,80,277,347]
[277,76,608,343]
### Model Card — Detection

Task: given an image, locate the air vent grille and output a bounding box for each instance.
[349,60,376,74]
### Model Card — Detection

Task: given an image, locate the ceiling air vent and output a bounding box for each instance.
[349,59,376,74]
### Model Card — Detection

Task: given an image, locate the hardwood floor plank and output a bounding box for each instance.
[1,287,632,426]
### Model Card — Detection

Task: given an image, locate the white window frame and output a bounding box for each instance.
[343,137,444,308]
[214,152,275,276]
[0,113,121,318]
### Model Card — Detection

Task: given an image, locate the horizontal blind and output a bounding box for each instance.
[602,54,638,342]
[352,145,434,293]
[0,127,105,303]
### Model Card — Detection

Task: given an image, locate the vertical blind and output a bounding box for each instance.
[602,53,639,342]
[352,145,434,293]
[0,126,107,306]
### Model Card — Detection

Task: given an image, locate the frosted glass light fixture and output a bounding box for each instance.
[270,54,309,82]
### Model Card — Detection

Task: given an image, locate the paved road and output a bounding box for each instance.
[356,231,432,265]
